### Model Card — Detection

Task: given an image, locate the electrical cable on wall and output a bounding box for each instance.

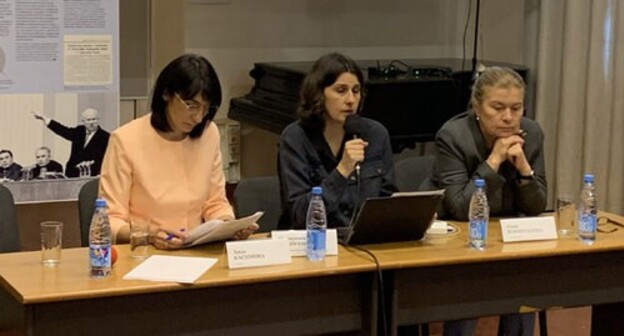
[471,0,481,77]
[462,0,473,73]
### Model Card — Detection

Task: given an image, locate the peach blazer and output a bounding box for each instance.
[99,114,234,236]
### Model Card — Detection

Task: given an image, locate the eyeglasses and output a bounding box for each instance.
[175,94,212,117]
[596,216,624,234]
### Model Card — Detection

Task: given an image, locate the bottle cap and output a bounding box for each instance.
[583,174,594,183]
[474,179,485,188]
[94,198,107,208]
[311,186,322,195]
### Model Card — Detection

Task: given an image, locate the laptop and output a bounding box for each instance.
[340,190,444,245]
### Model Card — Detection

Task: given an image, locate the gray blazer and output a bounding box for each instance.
[431,111,547,220]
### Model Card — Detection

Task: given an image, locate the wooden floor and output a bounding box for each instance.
[425,306,591,336]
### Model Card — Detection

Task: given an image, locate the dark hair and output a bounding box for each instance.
[37,146,51,155]
[298,52,365,132]
[0,149,13,158]
[150,54,222,139]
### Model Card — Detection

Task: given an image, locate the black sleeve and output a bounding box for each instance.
[48,120,79,141]
[434,128,505,221]
[278,130,348,229]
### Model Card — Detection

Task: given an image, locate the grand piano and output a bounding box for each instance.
[228,58,527,152]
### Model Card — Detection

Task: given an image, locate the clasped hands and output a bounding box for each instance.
[487,133,532,175]
[149,223,260,250]
[337,138,368,177]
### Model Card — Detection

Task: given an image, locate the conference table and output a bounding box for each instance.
[370,211,624,331]
[1,212,624,336]
[0,242,379,336]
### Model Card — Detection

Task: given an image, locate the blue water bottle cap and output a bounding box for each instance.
[583,174,594,183]
[311,186,322,195]
[474,179,485,188]
[94,198,106,208]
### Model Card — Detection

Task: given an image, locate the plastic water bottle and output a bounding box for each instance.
[578,174,597,245]
[89,198,112,278]
[306,186,327,261]
[468,179,489,250]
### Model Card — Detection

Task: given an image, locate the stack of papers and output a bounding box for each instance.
[123,255,218,284]
[184,212,264,247]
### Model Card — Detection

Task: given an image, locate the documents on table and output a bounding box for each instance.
[184,212,264,247]
[123,255,218,284]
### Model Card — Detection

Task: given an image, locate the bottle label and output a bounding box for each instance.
[307,230,326,251]
[579,214,596,233]
[469,219,487,241]
[89,244,111,268]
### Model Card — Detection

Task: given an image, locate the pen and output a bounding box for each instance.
[165,228,186,241]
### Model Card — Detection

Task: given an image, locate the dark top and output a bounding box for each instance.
[430,111,547,220]
[278,118,397,229]
[0,163,23,181]
[48,120,110,177]
[31,160,64,179]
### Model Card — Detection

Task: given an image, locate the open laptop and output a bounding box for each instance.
[340,190,444,245]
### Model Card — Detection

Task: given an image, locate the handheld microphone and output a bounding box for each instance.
[344,114,365,180]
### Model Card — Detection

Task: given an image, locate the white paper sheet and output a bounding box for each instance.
[123,255,218,284]
[185,212,264,247]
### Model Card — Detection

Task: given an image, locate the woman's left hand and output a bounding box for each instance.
[507,143,532,175]
[232,223,260,240]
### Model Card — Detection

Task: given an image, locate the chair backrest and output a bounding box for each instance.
[394,155,436,192]
[78,178,99,247]
[0,184,20,253]
[233,176,281,233]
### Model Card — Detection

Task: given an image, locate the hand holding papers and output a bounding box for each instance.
[184,212,263,247]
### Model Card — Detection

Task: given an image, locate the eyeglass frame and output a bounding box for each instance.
[174,94,217,119]
[596,216,624,234]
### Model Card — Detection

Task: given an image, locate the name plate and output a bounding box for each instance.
[226,239,291,269]
[271,229,338,257]
[500,216,558,242]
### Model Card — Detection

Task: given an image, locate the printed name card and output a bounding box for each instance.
[500,216,558,243]
[226,239,291,269]
[271,229,338,257]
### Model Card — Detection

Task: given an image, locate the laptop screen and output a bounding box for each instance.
[341,190,444,245]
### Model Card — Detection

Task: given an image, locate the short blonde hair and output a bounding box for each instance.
[470,66,525,109]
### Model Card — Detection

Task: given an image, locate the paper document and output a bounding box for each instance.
[184,212,264,247]
[123,255,218,284]
[392,189,445,198]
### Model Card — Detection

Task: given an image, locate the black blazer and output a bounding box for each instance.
[430,111,547,220]
[277,118,397,229]
[48,120,110,177]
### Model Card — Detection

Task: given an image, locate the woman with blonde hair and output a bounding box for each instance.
[431,66,547,336]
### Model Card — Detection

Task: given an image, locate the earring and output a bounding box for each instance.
[475,115,480,121]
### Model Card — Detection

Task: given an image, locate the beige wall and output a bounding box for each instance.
[119,0,528,178]
[120,0,150,97]
[151,0,186,80]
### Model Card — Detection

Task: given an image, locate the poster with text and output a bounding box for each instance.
[0,0,119,200]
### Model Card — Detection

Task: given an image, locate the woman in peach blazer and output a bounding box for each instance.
[100,54,257,249]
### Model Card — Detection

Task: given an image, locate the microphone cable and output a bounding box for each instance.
[341,243,389,336]
[344,159,362,242]
[341,161,390,335]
